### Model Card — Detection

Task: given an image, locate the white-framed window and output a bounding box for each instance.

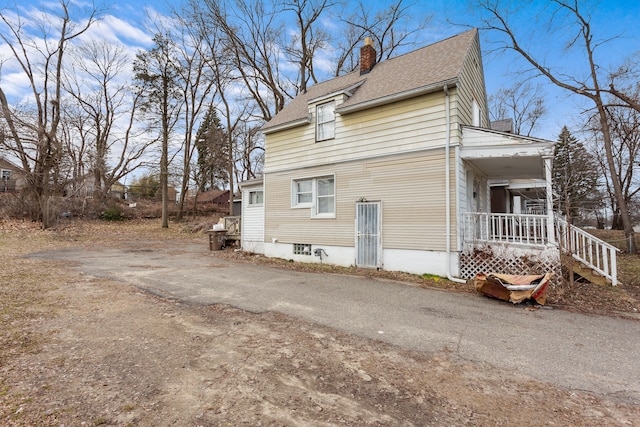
[248,190,263,206]
[293,178,313,207]
[1,170,10,180]
[316,101,335,141]
[315,177,335,216]
[292,175,336,218]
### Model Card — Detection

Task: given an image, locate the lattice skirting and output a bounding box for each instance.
[459,244,562,286]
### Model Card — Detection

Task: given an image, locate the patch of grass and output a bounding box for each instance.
[421,273,445,282]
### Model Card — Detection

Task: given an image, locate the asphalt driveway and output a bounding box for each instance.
[31,240,640,405]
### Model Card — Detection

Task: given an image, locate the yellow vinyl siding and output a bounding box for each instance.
[264,149,457,251]
[265,93,448,173]
[455,35,488,132]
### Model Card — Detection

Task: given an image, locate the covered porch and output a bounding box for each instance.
[458,127,618,286]
[457,127,560,281]
[460,127,556,248]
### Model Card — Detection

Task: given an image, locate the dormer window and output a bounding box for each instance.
[316,101,335,141]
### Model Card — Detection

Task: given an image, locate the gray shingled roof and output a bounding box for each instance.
[262,29,478,132]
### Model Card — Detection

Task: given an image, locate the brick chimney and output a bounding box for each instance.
[360,37,376,75]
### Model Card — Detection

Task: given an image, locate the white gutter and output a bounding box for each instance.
[444,84,466,284]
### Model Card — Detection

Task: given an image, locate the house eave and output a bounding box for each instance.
[335,78,459,114]
[262,117,310,135]
[238,177,264,188]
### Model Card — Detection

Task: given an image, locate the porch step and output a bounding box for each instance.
[573,263,609,286]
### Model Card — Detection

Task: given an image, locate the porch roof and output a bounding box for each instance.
[460,126,555,180]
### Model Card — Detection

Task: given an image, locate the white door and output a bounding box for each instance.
[355,201,381,268]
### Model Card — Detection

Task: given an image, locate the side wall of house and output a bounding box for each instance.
[264,148,456,253]
[452,33,488,140]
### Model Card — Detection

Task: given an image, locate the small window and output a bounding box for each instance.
[316,101,335,141]
[248,190,263,205]
[293,179,313,207]
[1,170,10,180]
[293,243,312,255]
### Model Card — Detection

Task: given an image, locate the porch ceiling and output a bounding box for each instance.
[461,126,555,181]
[464,156,545,180]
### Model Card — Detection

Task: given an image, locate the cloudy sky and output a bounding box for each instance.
[2,0,640,141]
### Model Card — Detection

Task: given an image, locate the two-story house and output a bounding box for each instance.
[244,29,618,285]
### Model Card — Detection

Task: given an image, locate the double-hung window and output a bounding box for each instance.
[1,170,10,180]
[315,177,335,216]
[316,101,335,141]
[293,179,313,207]
[292,175,335,218]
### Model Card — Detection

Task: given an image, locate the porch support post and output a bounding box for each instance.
[543,155,556,244]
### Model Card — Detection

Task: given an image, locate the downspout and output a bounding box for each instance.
[444,84,467,284]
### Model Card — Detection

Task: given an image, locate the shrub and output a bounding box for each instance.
[99,207,124,221]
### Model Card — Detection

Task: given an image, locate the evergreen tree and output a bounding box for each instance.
[128,173,160,199]
[194,107,229,192]
[553,126,600,224]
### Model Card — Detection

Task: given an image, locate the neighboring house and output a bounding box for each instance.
[192,189,230,212]
[65,173,127,199]
[0,157,27,193]
[247,29,618,285]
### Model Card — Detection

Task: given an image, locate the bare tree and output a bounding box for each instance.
[588,97,640,230]
[333,0,431,76]
[233,121,264,184]
[65,40,152,201]
[58,103,91,197]
[202,0,289,121]
[476,0,637,253]
[0,1,99,228]
[281,0,334,93]
[134,33,183,228]
[488,80,546,136]
[171,5,218,221]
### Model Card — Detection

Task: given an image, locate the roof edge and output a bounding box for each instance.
[262,116,310,134]
[238,177,264,187]
[336,78,459,114]
[462,125,556,146]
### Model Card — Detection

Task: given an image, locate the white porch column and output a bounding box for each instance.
[543,155,556,244]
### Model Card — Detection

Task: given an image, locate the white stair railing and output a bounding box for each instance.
[556,218,619,286]
[462,213,620,286]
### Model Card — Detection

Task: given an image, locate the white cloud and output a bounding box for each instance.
[85,14,153,48]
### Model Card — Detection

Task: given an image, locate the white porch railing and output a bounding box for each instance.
[462,212,552,246]
[556,218,619,286]
[462,213,619,286]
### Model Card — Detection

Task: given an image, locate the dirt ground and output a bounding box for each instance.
[1,219,639,426]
